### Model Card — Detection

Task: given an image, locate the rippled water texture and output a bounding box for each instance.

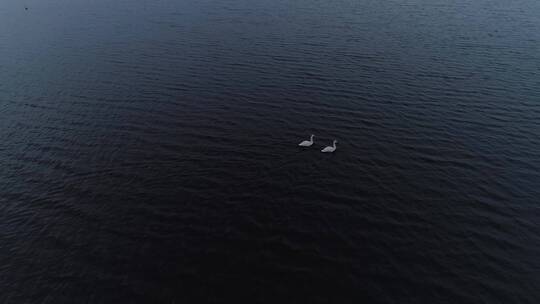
[1,0,539,302]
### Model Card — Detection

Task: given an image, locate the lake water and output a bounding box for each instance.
[1,0,539,302]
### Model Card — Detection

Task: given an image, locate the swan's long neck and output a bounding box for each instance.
[310,135,314,141]
[333,141,336,147]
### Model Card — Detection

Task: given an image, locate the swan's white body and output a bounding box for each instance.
[321,140,337,153]
[299,135,315,147]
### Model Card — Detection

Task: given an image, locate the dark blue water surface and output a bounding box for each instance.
[1,0,540,302]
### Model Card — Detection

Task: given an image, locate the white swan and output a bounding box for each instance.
[298,134,315,147]
[321,140,337,153]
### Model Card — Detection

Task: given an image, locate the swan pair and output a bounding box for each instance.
[298,135,338,153]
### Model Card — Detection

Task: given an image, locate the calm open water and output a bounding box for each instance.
[1,0,540,302]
